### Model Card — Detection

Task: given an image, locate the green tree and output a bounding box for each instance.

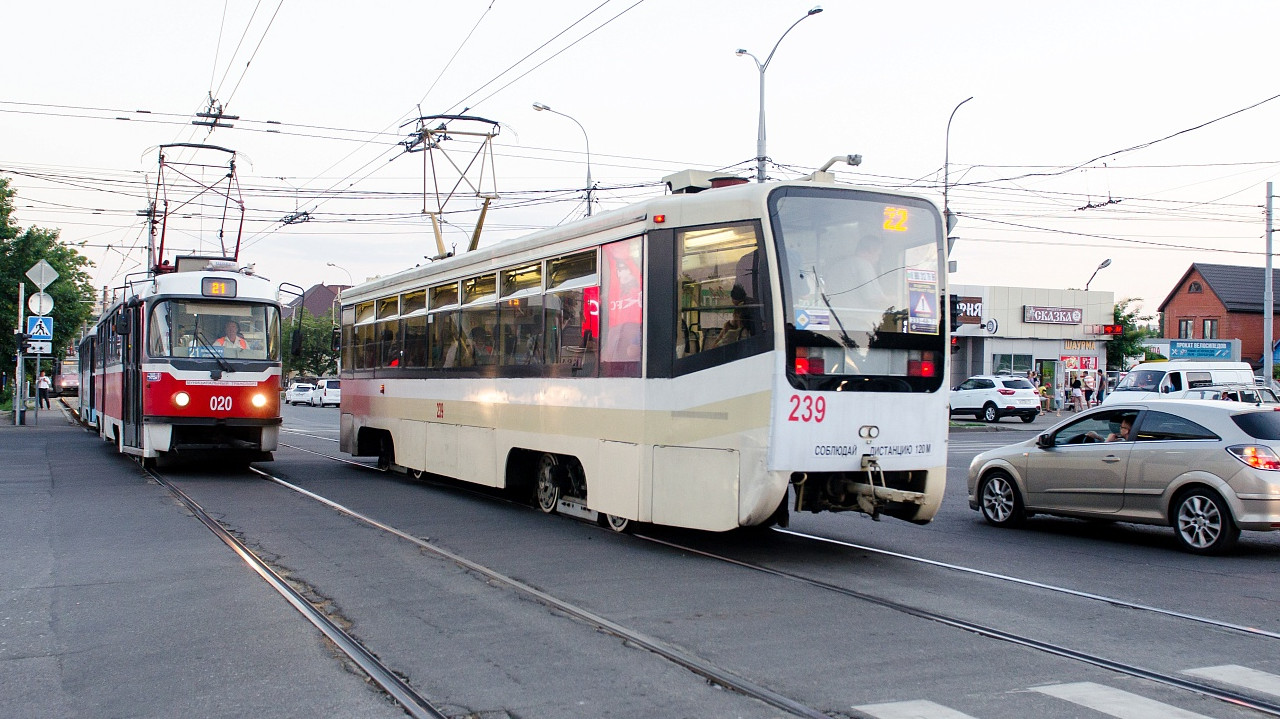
[283,309,338,379]
[1105,298,1153,370]
[0,178,96,365]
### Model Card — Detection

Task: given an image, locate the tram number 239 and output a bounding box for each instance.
[210,396,234,411]
[787,394,826,423]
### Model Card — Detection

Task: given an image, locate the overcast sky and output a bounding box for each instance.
[5,0,1280,317]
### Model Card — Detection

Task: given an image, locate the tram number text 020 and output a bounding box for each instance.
[210,396,233,411]
[787,395,826,423]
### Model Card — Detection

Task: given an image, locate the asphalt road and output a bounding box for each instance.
[8,401,1279,718]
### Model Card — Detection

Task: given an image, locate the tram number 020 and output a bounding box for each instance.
[787,394,826,423]
[210,395,233,411]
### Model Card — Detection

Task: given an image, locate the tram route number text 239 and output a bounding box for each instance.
[787,394,826,423]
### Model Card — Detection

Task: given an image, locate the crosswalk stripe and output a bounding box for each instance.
[1032,682,1210,718]
[1184,665,1280,698]
[853,699,979,719]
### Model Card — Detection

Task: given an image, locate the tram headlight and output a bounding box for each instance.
[173,391,190,407]
[251,393,267,408]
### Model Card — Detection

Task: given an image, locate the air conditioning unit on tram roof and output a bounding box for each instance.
[662,169,749,195]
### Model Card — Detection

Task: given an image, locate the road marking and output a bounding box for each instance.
[854,699,979,718]
[1184,665,1280,697]
[1032,682,1210,718]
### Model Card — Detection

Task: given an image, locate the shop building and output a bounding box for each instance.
[949,285,1116,391]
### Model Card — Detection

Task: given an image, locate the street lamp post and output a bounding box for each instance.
[533,102,593,217]
[943,96,973,255]
[1085,258,1112,291]
[326,262,353,286]
[737,6,824,183]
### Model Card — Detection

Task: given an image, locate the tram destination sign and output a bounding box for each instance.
[1023,305,1083,325]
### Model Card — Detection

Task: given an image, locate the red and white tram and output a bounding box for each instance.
[80,257,283,464]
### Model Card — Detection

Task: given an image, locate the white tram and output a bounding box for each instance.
[338,171,949,532]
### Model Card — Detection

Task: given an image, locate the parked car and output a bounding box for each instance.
[967,400,1280,554]
[949,375,1041,423]
[285,382,315,405]
[308,378,341,407]
[1157,384,1279,404]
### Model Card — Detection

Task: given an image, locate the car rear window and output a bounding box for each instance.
[1231,411,1280,440]
[1001,379,1034,389]
[327,380,341,389]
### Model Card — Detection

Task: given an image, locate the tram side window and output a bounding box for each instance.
[376,319,400,367]
[459,306,499,367]
[402,314,427,368]
[498,296,544,366]
[545,288,598,377]
[599,237,643,377]
[354,322,377,369]
[429,311,463,368]
[676,222,768,359]
[341,323,354,371]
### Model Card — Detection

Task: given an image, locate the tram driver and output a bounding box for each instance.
[215,320,250,357]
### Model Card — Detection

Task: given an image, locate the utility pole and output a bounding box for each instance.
[14,282,24,425]
[1266,182,1274,384]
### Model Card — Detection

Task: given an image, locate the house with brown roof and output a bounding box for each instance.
[1159,263,1280,368]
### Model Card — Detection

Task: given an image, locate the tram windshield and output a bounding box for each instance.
[771,187,944,390]
[148,300,280,360]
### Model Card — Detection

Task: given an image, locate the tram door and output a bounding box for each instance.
[121,306,144,448]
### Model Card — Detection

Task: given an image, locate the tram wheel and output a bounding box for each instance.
[535,453,561,514]
[598,513,632,533]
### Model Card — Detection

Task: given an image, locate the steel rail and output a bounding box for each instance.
[637,534,1280,718]
[141,465,449,719]
[247,466,830,719]
[272,437,1280,715]
[774,527,1280,642]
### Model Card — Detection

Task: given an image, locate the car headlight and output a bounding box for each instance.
[174,392,190,407]
[251,393,267,408]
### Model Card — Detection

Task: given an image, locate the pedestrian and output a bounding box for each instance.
[1055,381,1065,416]
[1071,378,1084,412]
[1083,371,1097,406]
[36,371,52,409]
[1097,372,1108,404]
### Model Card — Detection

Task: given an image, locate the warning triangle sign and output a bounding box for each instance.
[914,294,933,315]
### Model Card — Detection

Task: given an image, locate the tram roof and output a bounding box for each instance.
[340,177,938,306]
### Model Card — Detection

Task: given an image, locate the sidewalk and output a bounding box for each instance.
[0,404,397,718]
[949,405,1086,433]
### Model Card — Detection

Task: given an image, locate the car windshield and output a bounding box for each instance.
[1114,369,1164,392]
[148,299,280,360]
[1231,411,1280,439]
[771,186,944,390]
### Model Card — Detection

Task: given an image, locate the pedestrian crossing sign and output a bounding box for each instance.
[27,316,53,341]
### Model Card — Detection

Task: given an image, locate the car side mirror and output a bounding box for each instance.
[1036,433,1053,448]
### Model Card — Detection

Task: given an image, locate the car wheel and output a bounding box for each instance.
[1173,488,1239,554]
[1021,413,1036,424]
[983,403,999,423]
[979,470,1025,527]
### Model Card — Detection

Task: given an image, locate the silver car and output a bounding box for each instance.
[967,400,1280,554]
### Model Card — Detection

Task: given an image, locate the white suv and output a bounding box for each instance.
[950,375,1041,423]
[308,378,341,408]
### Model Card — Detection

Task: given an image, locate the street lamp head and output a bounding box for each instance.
[735,48,748,56]
[1098,258,1112,270]
[807,6,823,15]
[532,102,551,112]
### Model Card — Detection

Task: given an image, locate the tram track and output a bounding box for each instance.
[269,433,1280,716]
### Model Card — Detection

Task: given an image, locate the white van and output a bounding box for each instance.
[1102,360,1254,403]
